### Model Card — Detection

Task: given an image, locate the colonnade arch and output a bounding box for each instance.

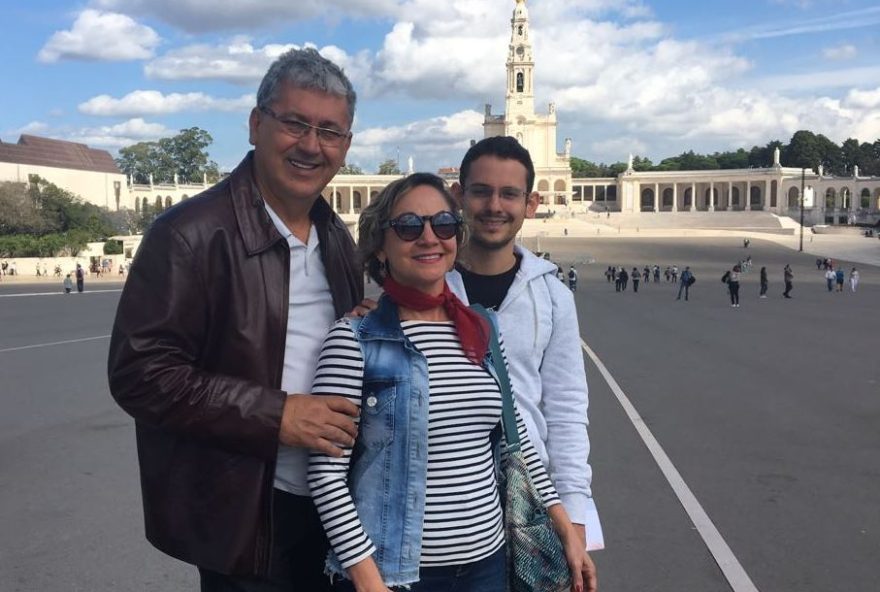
[640,188,655,211]
[788,187,799,208]
[750,186,762,207]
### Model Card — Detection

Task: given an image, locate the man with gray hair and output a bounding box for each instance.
[108,48,363,590]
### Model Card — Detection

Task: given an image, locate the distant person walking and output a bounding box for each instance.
[568,266,578,292]
[63,274,73,294]
[653,265,660,282]
[619,267,629,291]
[850,267,860,292]
[75,264,85,293]
[835,268,845,292]
[759,266,768,298]
[632,267,640,292]
[725,265,741,307]
[671,265,679,284]
[824,268,835,292]
[677,266,694,301]
[783,264,794,298]
[816,258,823,270]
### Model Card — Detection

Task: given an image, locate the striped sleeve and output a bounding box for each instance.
[498,336,561,508]
[307,319,376,569]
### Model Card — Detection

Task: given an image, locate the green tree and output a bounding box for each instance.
[815,134,843,174]
[0,182,47,235]
[840,138,860,174]
[116,142,157,184]
[606,162,628,176]
[631,155,654,171]
[103,240,124,255]
[784,130,821,170]
[339,163,364,174]
[715,148,749,169]
[570,157,604,177]
[671,151,718,170]
[115,127,220,184]
[377,159,401,175]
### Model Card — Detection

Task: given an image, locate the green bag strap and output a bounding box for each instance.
[470,304,521,453]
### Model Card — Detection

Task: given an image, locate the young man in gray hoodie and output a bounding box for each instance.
[447,136,603,554]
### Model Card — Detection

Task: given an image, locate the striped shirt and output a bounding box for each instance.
[308,318,560,569]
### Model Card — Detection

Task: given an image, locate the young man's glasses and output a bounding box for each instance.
[259,107,351,147]
[465,184,527,201]
[381,211,462,241]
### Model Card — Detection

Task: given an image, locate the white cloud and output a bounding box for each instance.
[346,110,484,171]
[822,44,857,61]
[84,0,880,167]
[843,87,880,110]
[91,0,398,32]
[750,66,880,93]
[65,118,174,148]
[144,38,297,84]
[38,10,160,63]
[721,7,880,43]
[5,121,50,136]
[588,136,647,159]
[78,90,255,116]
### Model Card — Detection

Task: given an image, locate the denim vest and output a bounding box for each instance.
[325,295,503,588]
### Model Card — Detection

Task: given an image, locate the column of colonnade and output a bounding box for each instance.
[328,184,389,215]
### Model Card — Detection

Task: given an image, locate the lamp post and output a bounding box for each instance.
[799,167,805,252]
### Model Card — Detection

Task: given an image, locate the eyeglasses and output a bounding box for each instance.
[465,184,528,201]
[381,211,462,241]
[259,107,351,147]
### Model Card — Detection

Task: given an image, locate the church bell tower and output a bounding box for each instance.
[506,0,535,119]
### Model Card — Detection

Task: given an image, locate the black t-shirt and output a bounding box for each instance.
[457,255,521,311]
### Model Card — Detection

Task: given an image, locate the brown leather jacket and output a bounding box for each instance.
[107,152,363,576]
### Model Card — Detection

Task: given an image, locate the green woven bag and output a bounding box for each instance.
[473,305,572,592]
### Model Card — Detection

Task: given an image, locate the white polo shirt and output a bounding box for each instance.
[263,201,337,495]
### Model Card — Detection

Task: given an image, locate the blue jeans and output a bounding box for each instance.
[334,546,506,592]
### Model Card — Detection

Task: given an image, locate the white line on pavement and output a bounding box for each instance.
[581,338,760,592]
[0,289,122,298]
[0,335,111,354]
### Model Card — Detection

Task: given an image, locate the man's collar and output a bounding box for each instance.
[230,151,335,256]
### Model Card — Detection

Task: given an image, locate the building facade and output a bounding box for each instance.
[0,135,128,210]
[571,152,880,225]
[0,134,211,213]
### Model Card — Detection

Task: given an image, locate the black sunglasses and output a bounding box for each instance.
[381,211,462,241]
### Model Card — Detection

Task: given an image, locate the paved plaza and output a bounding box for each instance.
[0,236,878,591]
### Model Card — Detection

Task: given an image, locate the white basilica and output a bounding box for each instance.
[483,0,573,207]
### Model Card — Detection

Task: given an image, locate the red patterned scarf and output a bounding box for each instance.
[383,276,489,365]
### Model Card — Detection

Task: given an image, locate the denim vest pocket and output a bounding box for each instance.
[359,379,398,449]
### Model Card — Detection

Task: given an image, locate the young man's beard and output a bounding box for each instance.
[468,213,520,252]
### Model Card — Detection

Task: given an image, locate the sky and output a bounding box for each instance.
[2,0,879,174]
